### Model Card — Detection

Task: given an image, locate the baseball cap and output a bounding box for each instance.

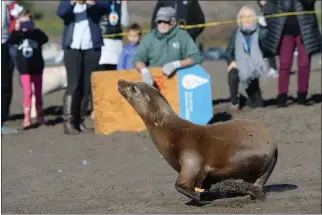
[155,7,177,23]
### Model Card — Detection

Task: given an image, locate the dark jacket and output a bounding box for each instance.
[256,0,264,12]
[262,0,322,56]
[151,0,205,41]
[7,29,48,75]
[99,0,123,40]
[225,26,268,65]
[56,0,110,49]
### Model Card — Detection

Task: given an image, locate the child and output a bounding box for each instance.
[7,9,48,128]
[117,23,142,70]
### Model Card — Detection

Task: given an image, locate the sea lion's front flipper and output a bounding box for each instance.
[174,153,205,202]
[175,185,201,202]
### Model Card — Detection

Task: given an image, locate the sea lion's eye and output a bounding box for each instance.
[130,85,138,94]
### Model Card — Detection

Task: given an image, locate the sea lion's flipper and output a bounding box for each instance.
[175,185,201,202]
[248,187,266,201]
[174,152,205,202]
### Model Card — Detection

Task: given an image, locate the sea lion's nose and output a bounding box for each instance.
[118,79,128,87]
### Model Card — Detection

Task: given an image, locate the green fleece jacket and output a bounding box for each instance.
[132,26,203,67]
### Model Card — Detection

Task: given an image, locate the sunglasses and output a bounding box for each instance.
[157,20,171,25]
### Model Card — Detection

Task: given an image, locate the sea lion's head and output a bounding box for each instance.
[117,79,172,120]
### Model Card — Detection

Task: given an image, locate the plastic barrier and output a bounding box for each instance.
[178,65,213,125]
[91,68,180,135]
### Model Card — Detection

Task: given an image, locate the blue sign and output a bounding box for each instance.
[177,65,213,125]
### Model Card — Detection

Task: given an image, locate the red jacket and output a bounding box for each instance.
[8,0,19,33]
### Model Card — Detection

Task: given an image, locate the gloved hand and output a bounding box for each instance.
[257,14,267,27]
[162,60,181,76]
[140,68,154,86]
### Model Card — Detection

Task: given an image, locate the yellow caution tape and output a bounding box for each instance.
[103,10,322,38]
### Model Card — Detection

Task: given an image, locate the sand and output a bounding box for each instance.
[2,57,321,213]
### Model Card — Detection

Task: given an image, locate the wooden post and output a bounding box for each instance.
[91,67,180,135]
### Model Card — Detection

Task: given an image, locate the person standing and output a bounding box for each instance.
[97,0,130,71]
[1,0,19,135]
[256,0,279,78]
[7,9,49,129]
[151,0,205,42]
[8,0,24,67]
[262,0,322,107]
[56,0,110,135]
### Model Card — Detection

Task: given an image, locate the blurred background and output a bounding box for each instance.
[17,1,321,61]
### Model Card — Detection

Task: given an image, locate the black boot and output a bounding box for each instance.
[245,79,264,108]
[276,93,287,108]
[62,95,80,135]
[79,96,93,132]
[297,91,307,105]
[246,91,264,108]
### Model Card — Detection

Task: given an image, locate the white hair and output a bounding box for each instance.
[236,5,258,26]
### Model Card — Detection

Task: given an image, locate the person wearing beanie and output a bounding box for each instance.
[132,6,202,86]
[151,0,205,42]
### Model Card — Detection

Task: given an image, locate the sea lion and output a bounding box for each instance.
[117,79,278,202]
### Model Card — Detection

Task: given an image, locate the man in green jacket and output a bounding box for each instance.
[132,6,203,85]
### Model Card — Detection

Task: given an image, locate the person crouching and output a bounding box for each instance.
[225,5,268,111]
[7,9,49,129]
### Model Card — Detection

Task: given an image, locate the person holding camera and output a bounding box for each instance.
[7,9,49,129]
[57,0,110,134]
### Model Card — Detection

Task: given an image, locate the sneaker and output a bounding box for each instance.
[268,68,279,78]
[1,126,19,135]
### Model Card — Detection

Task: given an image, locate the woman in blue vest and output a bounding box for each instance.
[57,0,109,135]
[97,0,129,71]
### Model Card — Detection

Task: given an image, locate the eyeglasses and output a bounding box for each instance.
[157,20,171,25]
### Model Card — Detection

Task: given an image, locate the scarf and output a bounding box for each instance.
[235,27,268,88]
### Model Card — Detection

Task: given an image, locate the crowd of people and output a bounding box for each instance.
[1,0,321,135]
